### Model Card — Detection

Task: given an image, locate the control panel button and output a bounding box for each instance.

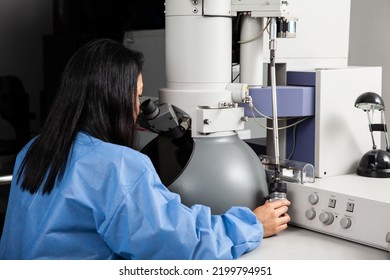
[305,209,316,220]
[319,211,334,225]
[308,194,319,205]
[346,202,355,212]
[340,217,352,229]
[328,198,337,208]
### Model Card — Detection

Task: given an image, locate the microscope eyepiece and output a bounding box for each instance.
[141,99,160,120]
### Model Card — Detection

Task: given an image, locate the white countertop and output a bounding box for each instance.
[240,225,390,260]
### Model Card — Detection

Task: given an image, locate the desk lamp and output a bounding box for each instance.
[354,92,390,177]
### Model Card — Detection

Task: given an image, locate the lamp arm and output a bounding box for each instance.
[381,111,390,152]
[367,111,377,149]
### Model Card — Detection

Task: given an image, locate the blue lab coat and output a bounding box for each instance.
[0,132,263,259]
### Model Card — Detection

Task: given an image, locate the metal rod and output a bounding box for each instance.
[0,175,12,185]
[381,110,390,151]
[269,17,281,173]
[270,66,280,167]
[367,111,377,149]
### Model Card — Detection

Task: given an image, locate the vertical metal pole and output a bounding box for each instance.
[367,111,377,149]
[269,18,280,172]
[268,17,287,201]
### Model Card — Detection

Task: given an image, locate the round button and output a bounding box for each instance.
[305,209,316,220]
[308,194,319,205]
[319,211,334,225]
[340,217,352,229]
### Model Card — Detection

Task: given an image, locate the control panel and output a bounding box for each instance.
[287,174,390,251]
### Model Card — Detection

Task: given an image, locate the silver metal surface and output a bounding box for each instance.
[169,134,269,214]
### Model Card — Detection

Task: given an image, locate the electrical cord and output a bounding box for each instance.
[237,18,271,44]
[247,95,309,130]
[286,122,297,160]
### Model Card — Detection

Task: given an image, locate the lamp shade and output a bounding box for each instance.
[354,92,385,111]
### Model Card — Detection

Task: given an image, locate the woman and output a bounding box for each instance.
[0,39,290,259]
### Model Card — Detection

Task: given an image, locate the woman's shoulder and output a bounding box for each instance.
[72,132,159,188]
[74,132,153,169]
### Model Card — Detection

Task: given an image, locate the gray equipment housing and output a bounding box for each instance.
[169,134,269,214]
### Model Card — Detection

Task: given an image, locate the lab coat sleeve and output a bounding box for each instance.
[99,156,264,260]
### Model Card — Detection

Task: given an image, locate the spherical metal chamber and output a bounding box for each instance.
[142,132,269,214]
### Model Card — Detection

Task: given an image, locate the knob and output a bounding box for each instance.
[340,217,352,229]
[305,209,316,220]
[308,194,319,205]
[319,212,334,225]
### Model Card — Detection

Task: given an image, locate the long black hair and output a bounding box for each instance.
[17,38,144,194]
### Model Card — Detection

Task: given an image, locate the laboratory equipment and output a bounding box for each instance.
[136,1,390,253]
[287,174,390,253]
[250,67,382,178]
[354,92,390,178]
[267,16,287,202]
[140,0,295,214]
[259,155,315,184]
[279,68,389,253]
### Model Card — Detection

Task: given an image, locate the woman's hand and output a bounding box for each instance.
[253,199,291,237]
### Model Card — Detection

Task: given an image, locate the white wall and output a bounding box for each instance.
[0,0,52,134]
[349,0,390,130]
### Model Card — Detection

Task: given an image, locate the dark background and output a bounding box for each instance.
[44,0,165,126]
[0,0,165,237]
